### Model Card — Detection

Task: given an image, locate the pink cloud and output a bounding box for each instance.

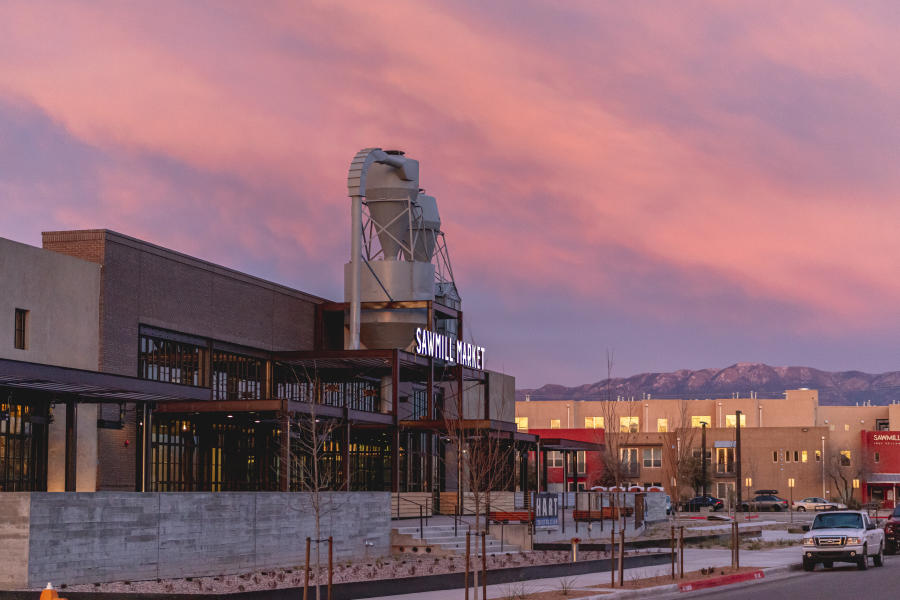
[4,1,900,384]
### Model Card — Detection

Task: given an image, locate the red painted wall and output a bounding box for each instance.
[861,430,900,507]
[530,428,605,489]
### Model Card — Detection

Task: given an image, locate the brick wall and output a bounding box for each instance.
[4,492,391,588]
[96,403,138,491]
[41,230,323,492]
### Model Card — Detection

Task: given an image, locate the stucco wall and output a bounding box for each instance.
[0,494,30,588]
[0,237,100,370]
[0,492,391,588]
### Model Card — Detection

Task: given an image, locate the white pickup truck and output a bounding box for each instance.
[801,510,884,571]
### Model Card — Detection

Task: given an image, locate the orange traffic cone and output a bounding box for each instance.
[39,582,67,600]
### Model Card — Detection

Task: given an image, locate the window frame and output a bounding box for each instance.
[619,416,639,433]
[691,416,711,429]
[14,308,28,350]
[642,447,662,468]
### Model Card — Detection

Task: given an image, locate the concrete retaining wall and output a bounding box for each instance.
[0,492,390,588]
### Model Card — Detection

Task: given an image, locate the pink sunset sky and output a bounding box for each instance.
[3,1,900,388]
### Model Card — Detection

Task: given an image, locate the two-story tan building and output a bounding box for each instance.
[517,389,894,506]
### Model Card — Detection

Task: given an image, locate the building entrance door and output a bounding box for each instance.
[716,482,735,508]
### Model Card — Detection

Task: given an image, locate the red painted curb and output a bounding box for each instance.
[678,569,764,592]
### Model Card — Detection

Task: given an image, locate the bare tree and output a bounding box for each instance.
[825,452,867,508]
[442,376,516,533]
[662,398,699,514]
[597,349,640,488]
[283,365,341,600]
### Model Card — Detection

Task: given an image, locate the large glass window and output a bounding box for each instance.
[716,447,735,473]
[643,447,662,468]
[840,450,851,466]
[725,414,746,428]
[620,447,639,466]
[139,333,208,387]
[515,417,528,432]
[212,350,264,400]
[585,416,604,429]
[0,400,46,491]
[657,418,668,433]
[619,416,639,433]
[691,416,711,428]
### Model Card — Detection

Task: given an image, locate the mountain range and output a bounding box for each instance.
[516,363,900,406]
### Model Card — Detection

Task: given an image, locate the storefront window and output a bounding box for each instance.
[619,416,639,433]
[139,333,208,387]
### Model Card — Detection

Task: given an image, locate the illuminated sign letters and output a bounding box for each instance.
[414,328,485,370]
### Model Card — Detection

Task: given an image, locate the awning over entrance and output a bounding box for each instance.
[867,474,900,484]
[533,437,605,452]
[0,358,209,402]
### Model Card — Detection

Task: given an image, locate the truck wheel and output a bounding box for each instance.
[858,546,869,570]
[886,543,896,556]
[797,506,806,512]
[802,558,815,571]
[874,543,884,567]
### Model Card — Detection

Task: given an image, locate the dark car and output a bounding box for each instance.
[742,494,790,512]
[683,495,724,512]
[884,506,900,554]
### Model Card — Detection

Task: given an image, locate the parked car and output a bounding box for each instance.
[665,495,672,515]
[742,494,789,512]
[683,495,724,512]
[883,506,900,554]
[793,497,846,512]
[801,510,884,570]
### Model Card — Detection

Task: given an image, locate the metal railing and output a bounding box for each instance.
[394,495,433,538]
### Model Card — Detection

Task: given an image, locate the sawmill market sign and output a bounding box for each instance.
[414,328,485,370]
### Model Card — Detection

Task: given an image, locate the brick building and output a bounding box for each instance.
[1,229,532,497]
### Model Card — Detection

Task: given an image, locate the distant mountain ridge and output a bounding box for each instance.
[516,363,900,406]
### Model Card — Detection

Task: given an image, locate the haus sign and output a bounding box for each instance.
[414,328,485,370]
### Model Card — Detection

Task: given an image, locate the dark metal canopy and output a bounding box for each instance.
[273,349,487,382]
[535,437,605,452]
[0,357,209,403]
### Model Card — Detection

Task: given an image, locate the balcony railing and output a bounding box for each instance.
[715,464,735,477]
[620,462,640,478]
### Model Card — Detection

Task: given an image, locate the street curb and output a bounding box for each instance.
[579,563,803,599]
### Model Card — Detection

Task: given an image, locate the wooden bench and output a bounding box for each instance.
[488,511,534,524]
[573,507,633,521]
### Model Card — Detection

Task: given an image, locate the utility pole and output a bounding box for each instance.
[701,422,708,497]
[735,411,742,510]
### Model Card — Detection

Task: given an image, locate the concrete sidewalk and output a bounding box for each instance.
[365,546,799,600]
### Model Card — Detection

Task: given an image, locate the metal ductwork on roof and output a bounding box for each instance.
[345,147,459,351]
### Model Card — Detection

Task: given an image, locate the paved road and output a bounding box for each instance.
[694,554,900,599]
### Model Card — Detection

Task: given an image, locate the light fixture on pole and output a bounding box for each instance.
[788,478,795,523]
[821,436,826,498]
[744,477,752,518]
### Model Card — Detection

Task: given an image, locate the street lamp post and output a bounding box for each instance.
[701,422,708,498]
[853,479,860,505]
[821,436,826,498]
[788,478,795,524]
[745,477,752,519]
